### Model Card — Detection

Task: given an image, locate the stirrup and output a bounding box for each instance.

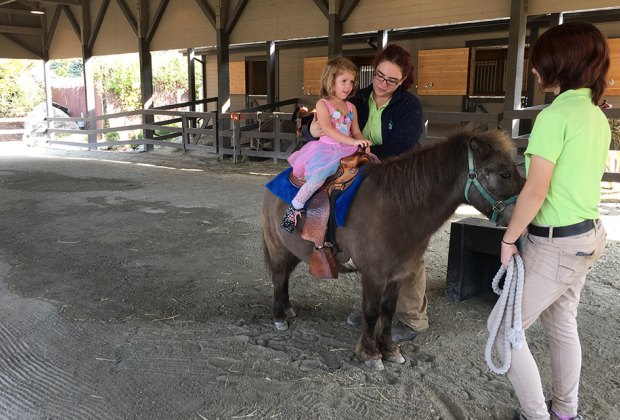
[280,205,304,233]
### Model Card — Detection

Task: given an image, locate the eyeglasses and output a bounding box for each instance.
[374,70,401,87]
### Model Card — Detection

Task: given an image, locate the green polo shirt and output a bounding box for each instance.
[362,92,390,145]
[525,88,611,227]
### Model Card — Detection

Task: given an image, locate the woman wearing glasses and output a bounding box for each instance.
[306,44,426,343]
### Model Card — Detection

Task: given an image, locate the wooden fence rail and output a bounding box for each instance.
[0,117,26,137]
[6,98,619,183]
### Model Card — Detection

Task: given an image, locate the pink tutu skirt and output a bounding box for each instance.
[288,138,359,182]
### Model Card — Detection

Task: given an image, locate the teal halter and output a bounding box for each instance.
[464,147,519,224]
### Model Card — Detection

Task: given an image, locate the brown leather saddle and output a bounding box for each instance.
[289,151,376,279]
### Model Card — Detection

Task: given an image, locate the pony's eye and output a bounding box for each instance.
[500,172,512,179]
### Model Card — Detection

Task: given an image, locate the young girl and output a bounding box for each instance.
[280,57,371,232]
[491,22,610,420]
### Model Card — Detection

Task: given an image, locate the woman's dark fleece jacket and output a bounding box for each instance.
[305,84,424,160]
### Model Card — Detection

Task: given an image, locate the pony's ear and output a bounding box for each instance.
[469,135,492,160]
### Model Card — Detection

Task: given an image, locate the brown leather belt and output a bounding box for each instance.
[529,219,597,238]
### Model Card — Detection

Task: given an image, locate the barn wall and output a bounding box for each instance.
[2,0,620,115]
[206,56,217,103]
[204,17,620,114]
[529,0,620,15]
[48,11,82,59]
[0,36,40,60]
[149,0,216,52]
[90,0,138,56]
[279,46,328,107]
[3,0,620,60]
[230,0,326,45]
[345,0,510,33]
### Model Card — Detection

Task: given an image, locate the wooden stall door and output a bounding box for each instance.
[303,57,328,96]
[417,48,469,95]
[607,38,620,97]
[230,61,246,95]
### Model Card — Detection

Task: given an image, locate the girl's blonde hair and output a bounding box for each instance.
[319,57,358,98]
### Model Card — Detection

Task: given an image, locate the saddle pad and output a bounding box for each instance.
[265,167,366,227]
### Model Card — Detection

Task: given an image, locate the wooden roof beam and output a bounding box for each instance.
[225,0,247,35]
[44,5,61,52]
[87,0,110,51]
[339,0,358,22]
[115,0,137,36]
[0,7,32,15]
[0,33,43,58]
[313,0,328,19]
[146,0,169,45]
[328,0,342,57]
[61,5,81,41]
[39,0,83,5]
[42,4,81,55]
[194,0,215,28]
[0,24,41,35]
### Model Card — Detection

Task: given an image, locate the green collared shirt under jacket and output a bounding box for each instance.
[362,92,390,146]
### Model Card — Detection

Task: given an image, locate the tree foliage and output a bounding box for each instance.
[610,118,620,150]
[94,58,142,111]
[154,55,187,93]
[0,60,44,117]
[49,59,83,77]
[1,52,198,116]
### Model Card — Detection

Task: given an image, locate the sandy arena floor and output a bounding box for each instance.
[0,142,618,419]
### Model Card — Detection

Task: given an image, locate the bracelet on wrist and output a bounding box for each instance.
[502,239,516,246]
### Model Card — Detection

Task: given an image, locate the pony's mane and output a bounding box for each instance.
[365,128,512,208]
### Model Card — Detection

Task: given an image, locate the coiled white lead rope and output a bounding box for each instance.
[485,254,525,374]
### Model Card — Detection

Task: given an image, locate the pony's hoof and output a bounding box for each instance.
[285,307,296,318]
[385,353,406,364]
[273,321,288,331]
[364,359,385,371]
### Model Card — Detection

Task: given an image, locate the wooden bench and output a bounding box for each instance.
[446,217,506,302]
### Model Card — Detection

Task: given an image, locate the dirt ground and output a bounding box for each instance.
[0,142,618,420]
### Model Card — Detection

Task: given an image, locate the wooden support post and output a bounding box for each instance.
[82,54,96,148]
[201,54,207,110]
[520,24,539,135]
[266,41,277,106]
[188,48,196,110]
[187,47,196,134]
[232,117,240,163]
[328,0,342,58]
[544,13,563,105]
[502,0,528,138]
[274,113,281,163]
[43,60,53,143]
[138,0,154,150]
[81,1,97,149]
[217,1,230,118]
[525,25,538,108]
[376,29,388,50]
[181,114,189,152]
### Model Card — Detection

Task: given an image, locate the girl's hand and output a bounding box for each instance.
[500,241,519,269]
[353,139,371,148]
[500,228,527,268]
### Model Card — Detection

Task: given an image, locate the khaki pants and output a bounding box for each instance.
[395,258,429,331]
[488,221,606,420]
